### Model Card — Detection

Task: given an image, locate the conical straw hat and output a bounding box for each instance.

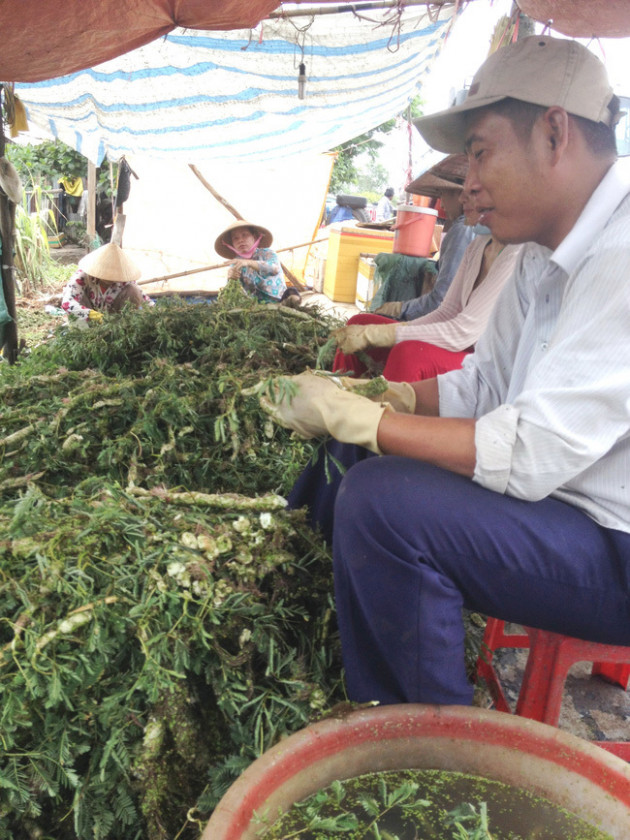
[406,153,468,198]
[78,243,141,283]
[215,220,273,259]
[429,153,468,184]
[406,171,464,198]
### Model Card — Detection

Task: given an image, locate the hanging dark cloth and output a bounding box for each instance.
[115,157,138,208]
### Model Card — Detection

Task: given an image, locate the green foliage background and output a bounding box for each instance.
[7,138,116,194]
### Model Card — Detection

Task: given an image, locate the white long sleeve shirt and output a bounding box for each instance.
[439,160,630,533]
[393,236,522,351]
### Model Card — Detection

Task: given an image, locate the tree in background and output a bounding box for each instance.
[328,124,395,195]
[7,138,85,185]
[328,96,423,195]
[6,138,115,195]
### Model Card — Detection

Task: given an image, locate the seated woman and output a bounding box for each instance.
[61,242,151,324]
[332,202,522,383]
[214,220,300,305]
[374,182,487,321]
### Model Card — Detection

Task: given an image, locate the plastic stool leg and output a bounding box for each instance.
[475,619,530,713]
[515,629,573,725]
[592,662,630,690]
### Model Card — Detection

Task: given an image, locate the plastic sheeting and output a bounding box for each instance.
[14,7,456,166]
[0,0,280,83]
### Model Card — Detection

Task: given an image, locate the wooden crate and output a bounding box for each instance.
[323,224,394,302]
[355,254,379,311]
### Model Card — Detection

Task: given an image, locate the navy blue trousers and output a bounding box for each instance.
[289,441,630,706]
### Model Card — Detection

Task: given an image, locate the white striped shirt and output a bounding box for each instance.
[393,236,522,351]
[438,160,630,532]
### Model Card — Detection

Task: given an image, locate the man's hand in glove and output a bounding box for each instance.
[332,322,397,354]
[335,376,416,414]
[88,309,104,323]
[373,300,403,319]
[259,371,391,454]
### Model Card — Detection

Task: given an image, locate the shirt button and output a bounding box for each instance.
[541,342,548,350]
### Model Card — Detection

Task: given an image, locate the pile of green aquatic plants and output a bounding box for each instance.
[0,286,346,839]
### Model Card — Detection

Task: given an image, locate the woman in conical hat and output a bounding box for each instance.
[60,242,152,324]
[215,220,300,305]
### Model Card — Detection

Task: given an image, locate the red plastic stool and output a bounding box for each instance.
[476,617,630,760]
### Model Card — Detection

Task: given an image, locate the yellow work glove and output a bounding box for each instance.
[332,322,397,355]
[87,309,104,323]
[373,300,403,319]
[335,376,416,414]
[259,371,391,454]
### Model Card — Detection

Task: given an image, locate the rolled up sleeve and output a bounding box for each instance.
[473,404,519,493]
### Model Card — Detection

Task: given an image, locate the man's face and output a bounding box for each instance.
[463,109,549,246]
[461,190,480,226]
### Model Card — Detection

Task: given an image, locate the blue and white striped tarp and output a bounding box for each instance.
[15,5,456,165]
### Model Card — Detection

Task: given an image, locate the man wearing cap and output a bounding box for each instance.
[215,220,299,305]
[259,35,630,707]
[60,243,151,324]
[375,187,396,222]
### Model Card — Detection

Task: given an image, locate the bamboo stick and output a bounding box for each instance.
[137,237,327,287]
[268,0,451,16]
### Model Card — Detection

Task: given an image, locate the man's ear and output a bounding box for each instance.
[540,106,570,160]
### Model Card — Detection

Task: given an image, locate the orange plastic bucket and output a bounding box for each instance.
[393,204,438,257]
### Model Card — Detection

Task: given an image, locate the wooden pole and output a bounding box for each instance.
[111,214,126,247]
[136,237,328,287]
[0,84,18,363]
[188,164,307,291]
[189,165,243,220]
[87,161,97,241]
[268,0,451,17]
[0,196,18,363]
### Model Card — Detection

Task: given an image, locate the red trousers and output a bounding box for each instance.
[332,313,470,383]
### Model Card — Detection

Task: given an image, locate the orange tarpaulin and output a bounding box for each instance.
[0,0,281,83]
[518,0,630,38]
[5,1,630,85]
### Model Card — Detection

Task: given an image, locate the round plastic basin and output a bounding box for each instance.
[203,704,630,839]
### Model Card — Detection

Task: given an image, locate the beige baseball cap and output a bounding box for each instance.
[414,36,617,153]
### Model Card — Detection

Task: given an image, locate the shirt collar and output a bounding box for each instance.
[551,159,630,274]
